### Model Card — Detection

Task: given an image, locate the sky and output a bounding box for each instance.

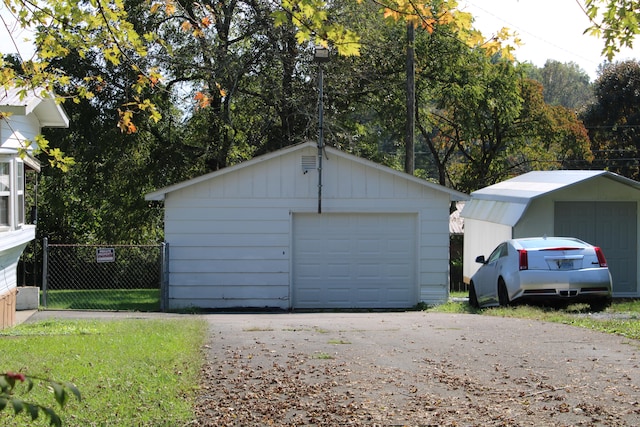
[1,0,639,81]
[460,0,640,81]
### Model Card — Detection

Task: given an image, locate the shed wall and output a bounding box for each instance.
[513,178,640,238]
[462,218,512,284]
[165,145,453,309]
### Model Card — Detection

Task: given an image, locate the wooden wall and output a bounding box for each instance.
[0,288,16,329]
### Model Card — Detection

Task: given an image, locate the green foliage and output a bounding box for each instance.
[1,0,598,245]
[0,319,207,426]
[584,0,640,60]
[525,60,594,110]
[0,372,81,427]
[581,60,640,180]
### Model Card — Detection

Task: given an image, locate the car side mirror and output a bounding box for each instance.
[475,255,486,264]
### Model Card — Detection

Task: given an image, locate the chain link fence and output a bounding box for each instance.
[41,238,168,311]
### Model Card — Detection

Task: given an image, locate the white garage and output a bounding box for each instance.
[461,170,640,297]
[145,142,467,310]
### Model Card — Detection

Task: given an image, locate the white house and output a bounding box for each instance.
[0,87,69,327]
[146,141,468,310]
[461,170,640,297]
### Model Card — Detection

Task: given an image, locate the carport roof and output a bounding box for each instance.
[461,170,640,226]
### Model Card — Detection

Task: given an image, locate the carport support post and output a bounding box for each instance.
[314,45,329,214]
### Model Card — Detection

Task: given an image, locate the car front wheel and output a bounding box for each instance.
[498,279,510,306]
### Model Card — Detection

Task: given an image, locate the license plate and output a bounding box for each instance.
[558,260,573,269]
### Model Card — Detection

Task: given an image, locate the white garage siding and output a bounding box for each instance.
[147,142,467,309]
[292,213,417,309]
[165,202,292,309]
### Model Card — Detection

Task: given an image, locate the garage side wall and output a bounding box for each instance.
[164,145,455,309]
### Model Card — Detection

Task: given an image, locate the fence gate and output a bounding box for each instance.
[41,238,168,311]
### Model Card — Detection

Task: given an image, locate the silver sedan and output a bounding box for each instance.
[469,237,612,310]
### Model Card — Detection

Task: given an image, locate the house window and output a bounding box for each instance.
[17,161,24,225]
[0,162,9,227]
[0,160,27,230]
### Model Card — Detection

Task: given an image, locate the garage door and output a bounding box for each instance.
[555,202,637,294]
[292,213,417,308]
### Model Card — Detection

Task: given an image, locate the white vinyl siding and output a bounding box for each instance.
[157,143,461,309]
[165,205,291,309]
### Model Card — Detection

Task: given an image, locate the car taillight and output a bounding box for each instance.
[518,249,528,270]
[594,247,608,267]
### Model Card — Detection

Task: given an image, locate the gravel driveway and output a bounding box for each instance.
[195,312,640,426]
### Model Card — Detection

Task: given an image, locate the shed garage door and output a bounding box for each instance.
[555,201,637,294]
[292,213,417,308]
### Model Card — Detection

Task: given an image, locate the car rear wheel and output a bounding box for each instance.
[589,297,612,312]
[498,279,510,306]
[469,282,479,308]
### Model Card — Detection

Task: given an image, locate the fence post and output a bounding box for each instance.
[160,242,169,312]
[41,237,48,308]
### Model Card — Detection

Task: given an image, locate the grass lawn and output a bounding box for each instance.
[0,318,207,426]
[43,289,160,311]
[438,294,640,340]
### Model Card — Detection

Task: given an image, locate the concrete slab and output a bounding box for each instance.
[15,309,37,325]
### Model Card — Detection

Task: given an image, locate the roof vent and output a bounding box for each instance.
[301,155,316,173]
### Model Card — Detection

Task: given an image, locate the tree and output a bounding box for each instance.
[413,22,488,186]
[416,50,593,193]
[581,60,640,180]
[33,40,192,244]
[320,0,408,168]
[0,0,519,169]
[505,79,593,175]
[583,0,640,59]
[525,60,594,111]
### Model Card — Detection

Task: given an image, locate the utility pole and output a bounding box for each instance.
[314,45,330,214]
[405,22,415,175]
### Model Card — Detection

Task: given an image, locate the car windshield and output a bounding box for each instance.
[518,238,587,250]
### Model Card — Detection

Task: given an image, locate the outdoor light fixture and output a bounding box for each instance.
[314,45,330,63]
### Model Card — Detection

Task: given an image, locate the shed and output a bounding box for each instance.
[146,141,468,310]
[461,170,640,297]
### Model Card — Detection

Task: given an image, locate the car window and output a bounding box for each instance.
[487,243,506,264]
[500,244,509,258]
[519,238,586,249]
